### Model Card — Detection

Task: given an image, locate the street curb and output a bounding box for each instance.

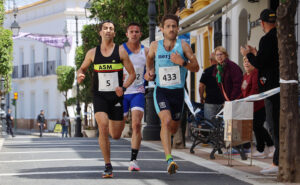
[141,140,284,185]
[0,138,4,151]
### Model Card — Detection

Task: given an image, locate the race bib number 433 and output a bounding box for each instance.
[159,66,181,87]
[98,72,119,91]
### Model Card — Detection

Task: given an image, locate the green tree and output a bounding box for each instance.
[157,0,180,25]
[74,24,100,126]
[56,66,75,117]
[81,24,100,53]
[75,45,93,126]
[0,0,4,26]
[0,0,13,98]
[89,0,180,45]
[90,0,149,44]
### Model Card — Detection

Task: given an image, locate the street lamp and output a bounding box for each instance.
[74,15,83,137]
[84,0,92,18]
[63,26,71,54]
[142,0,161,140]
[10,0,20,36]
[0,78,5,123]
[62,19,82,137]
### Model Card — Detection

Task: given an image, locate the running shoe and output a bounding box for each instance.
[128,160,140,171]
[167,159,178,175]
[102,167,113,178]
[260,165,278,175]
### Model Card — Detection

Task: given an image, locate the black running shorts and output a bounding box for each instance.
[153,86,184,121]
[93,92,123,121]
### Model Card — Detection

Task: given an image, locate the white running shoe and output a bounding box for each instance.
[260,165,278,175]
[252,151,267,158]
[267,146,275,158]
[128,160,140,171]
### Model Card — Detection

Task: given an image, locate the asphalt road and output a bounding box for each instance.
[0,135,251,185]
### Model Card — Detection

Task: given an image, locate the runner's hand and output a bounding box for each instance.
[77,73,85,84]
[170,51,184,66]
[144,70,155,81]
[115,86,124,97]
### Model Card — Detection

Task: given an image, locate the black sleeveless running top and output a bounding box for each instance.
[93,44,123,94]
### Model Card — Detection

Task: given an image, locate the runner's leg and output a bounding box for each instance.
[109,120,125,139]
[159,110,173,159]
[95,112,110,164]
[131,110,143,150]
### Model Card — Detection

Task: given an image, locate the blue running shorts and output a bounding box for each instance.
[123,93,145,116]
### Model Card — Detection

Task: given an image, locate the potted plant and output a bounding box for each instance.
[83,125,98,138]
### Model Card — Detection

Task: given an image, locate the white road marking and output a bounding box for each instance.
[0,158,186,163]
[0,170,218,177]
[0,138,4,151]
[3,144,128,147]
[0,150,160,154]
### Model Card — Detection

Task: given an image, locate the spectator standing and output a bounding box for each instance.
[6,109,15,137]
[241,57,274,158]
[240,9,279,175]
[213,46,243,101]
[61,111,69,138]
[37,110,46,137]
[199,52,224,120]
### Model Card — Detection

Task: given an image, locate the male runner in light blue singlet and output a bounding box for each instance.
[121,23,148,171]
[145,14,199,174]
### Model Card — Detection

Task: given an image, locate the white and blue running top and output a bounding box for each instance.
[154,39,187,89]
[123,43,146,94]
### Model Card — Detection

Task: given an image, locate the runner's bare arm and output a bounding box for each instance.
[182,41,199,72]
[77,48,95,84]
[145,41,157,81]
[170,40,199,72]
[119,46,136,89]
[144,46,149,57]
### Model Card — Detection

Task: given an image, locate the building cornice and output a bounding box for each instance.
[6,0,51,14]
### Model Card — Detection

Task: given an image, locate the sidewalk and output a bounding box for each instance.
[1,128,62,138]
[142,140,285,185]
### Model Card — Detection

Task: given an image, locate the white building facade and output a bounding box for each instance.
[3,0,94,130]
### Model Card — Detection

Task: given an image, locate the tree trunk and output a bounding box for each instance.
[63,92,69,117]
[163,0,168,15]
[277,0,300,182]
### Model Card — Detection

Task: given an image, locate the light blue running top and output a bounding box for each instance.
[154,39,187,89]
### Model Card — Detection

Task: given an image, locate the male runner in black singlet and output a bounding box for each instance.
[77,20,136,178]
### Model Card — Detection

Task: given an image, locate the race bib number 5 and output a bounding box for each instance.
[98,72,119,91]
[159,66,181,86]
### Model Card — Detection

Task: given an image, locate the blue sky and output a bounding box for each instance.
[5,0,39,10]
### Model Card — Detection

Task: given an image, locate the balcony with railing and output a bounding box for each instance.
[22,64,29,78]
[12,66,18,79]
[13,60,60,79]
[34,62,43,76]
[46,60,56,75]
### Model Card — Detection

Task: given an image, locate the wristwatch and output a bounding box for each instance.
[182,60,188,67]
[122,87,127,92]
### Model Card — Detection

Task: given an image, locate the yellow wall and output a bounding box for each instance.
[203,27,213,70]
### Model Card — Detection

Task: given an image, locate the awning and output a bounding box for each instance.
[179,0,238,35]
